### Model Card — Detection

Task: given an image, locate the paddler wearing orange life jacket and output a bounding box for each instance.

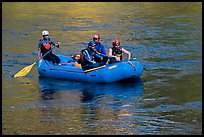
[37,30,61,65]
[108,39,131,64]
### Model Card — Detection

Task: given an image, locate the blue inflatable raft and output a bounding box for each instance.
[37,54,143,83]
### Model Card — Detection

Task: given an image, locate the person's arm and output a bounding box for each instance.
[108,48,113,57]
[37,42,42,60]
[82,50,96,64]
[37,48,41,60]
[94,53,103,61]
[101,44,106,55]
[50,39,60,47]
[122,48,131,61]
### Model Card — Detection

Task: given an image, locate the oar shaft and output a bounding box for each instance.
[37,46,56,63]
[14,46,57,78]
[84,65,106,73]
[128,61,136,71]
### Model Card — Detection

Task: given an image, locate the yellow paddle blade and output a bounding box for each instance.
[14,62,36,78]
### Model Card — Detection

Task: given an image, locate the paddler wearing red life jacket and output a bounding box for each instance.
[37,30,61,65]
[108,39,131,64]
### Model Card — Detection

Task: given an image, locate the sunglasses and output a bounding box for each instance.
[93,38,99,40]
[90,44,96,47]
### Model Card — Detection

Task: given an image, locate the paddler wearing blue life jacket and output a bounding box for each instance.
[80,41,108,71]
[93,34,106,55]
[37,30,61,65]
[92,34,109,63]
[108,39,131,64]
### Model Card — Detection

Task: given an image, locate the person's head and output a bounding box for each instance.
[42,30,49,39]
[88,41,96,50]
[72,54,80,61]
[93,34,100,43]
[112,39,120,49]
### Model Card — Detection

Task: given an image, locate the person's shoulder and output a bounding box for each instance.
[121,47,128,51]
[81,48,87,52]
[99,42,104,45]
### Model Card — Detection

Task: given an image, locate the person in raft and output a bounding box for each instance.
[71,54,81,64]
[37,30,61,65]
[92,34,108,63]
[108,39,131,64]
[80,41,108,71]
[69,54,81,68]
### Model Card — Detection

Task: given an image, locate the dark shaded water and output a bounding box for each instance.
[2,2,202,135]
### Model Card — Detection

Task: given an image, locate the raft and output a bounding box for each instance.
[37,54,143,83]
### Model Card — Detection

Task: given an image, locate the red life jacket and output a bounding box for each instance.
[39,38,51,51]
[80,52,84,61]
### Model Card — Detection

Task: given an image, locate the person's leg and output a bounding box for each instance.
[91,63,100,68]
[95,54,108,65]
[108,57,116,64]
[82,63,100,71]
[102,56,108,65]
[94,56,102,63]
[52,54,61,65]
[43,54,55,64]
[82,64,94,70]
[49,55,57,65]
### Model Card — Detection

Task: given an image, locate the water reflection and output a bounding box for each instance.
[3,2,202,134]
[38,77,144,134]
[40,89,56,100]
[38,76,144,101]
[38,78,69,134]
[79,79,144,134]
[80,79,144,102]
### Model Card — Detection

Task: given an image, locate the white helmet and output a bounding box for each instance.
[42,30,49,36]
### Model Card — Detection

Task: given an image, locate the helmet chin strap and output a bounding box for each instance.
[43,36,48,39]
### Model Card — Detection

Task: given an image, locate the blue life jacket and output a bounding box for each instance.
[95,42,106,55]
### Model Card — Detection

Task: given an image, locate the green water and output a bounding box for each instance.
[2,2,202,135]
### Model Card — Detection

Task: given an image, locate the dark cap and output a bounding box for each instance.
[88,41,96,47]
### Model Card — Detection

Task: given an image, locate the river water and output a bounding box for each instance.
[2,2,202,135]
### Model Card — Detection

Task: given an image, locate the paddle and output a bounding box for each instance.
[84,65,106,73]
[14,46,56,78]
[128,59,136,71]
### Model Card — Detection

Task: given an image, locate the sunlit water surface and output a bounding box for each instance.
[2,2,202,135]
